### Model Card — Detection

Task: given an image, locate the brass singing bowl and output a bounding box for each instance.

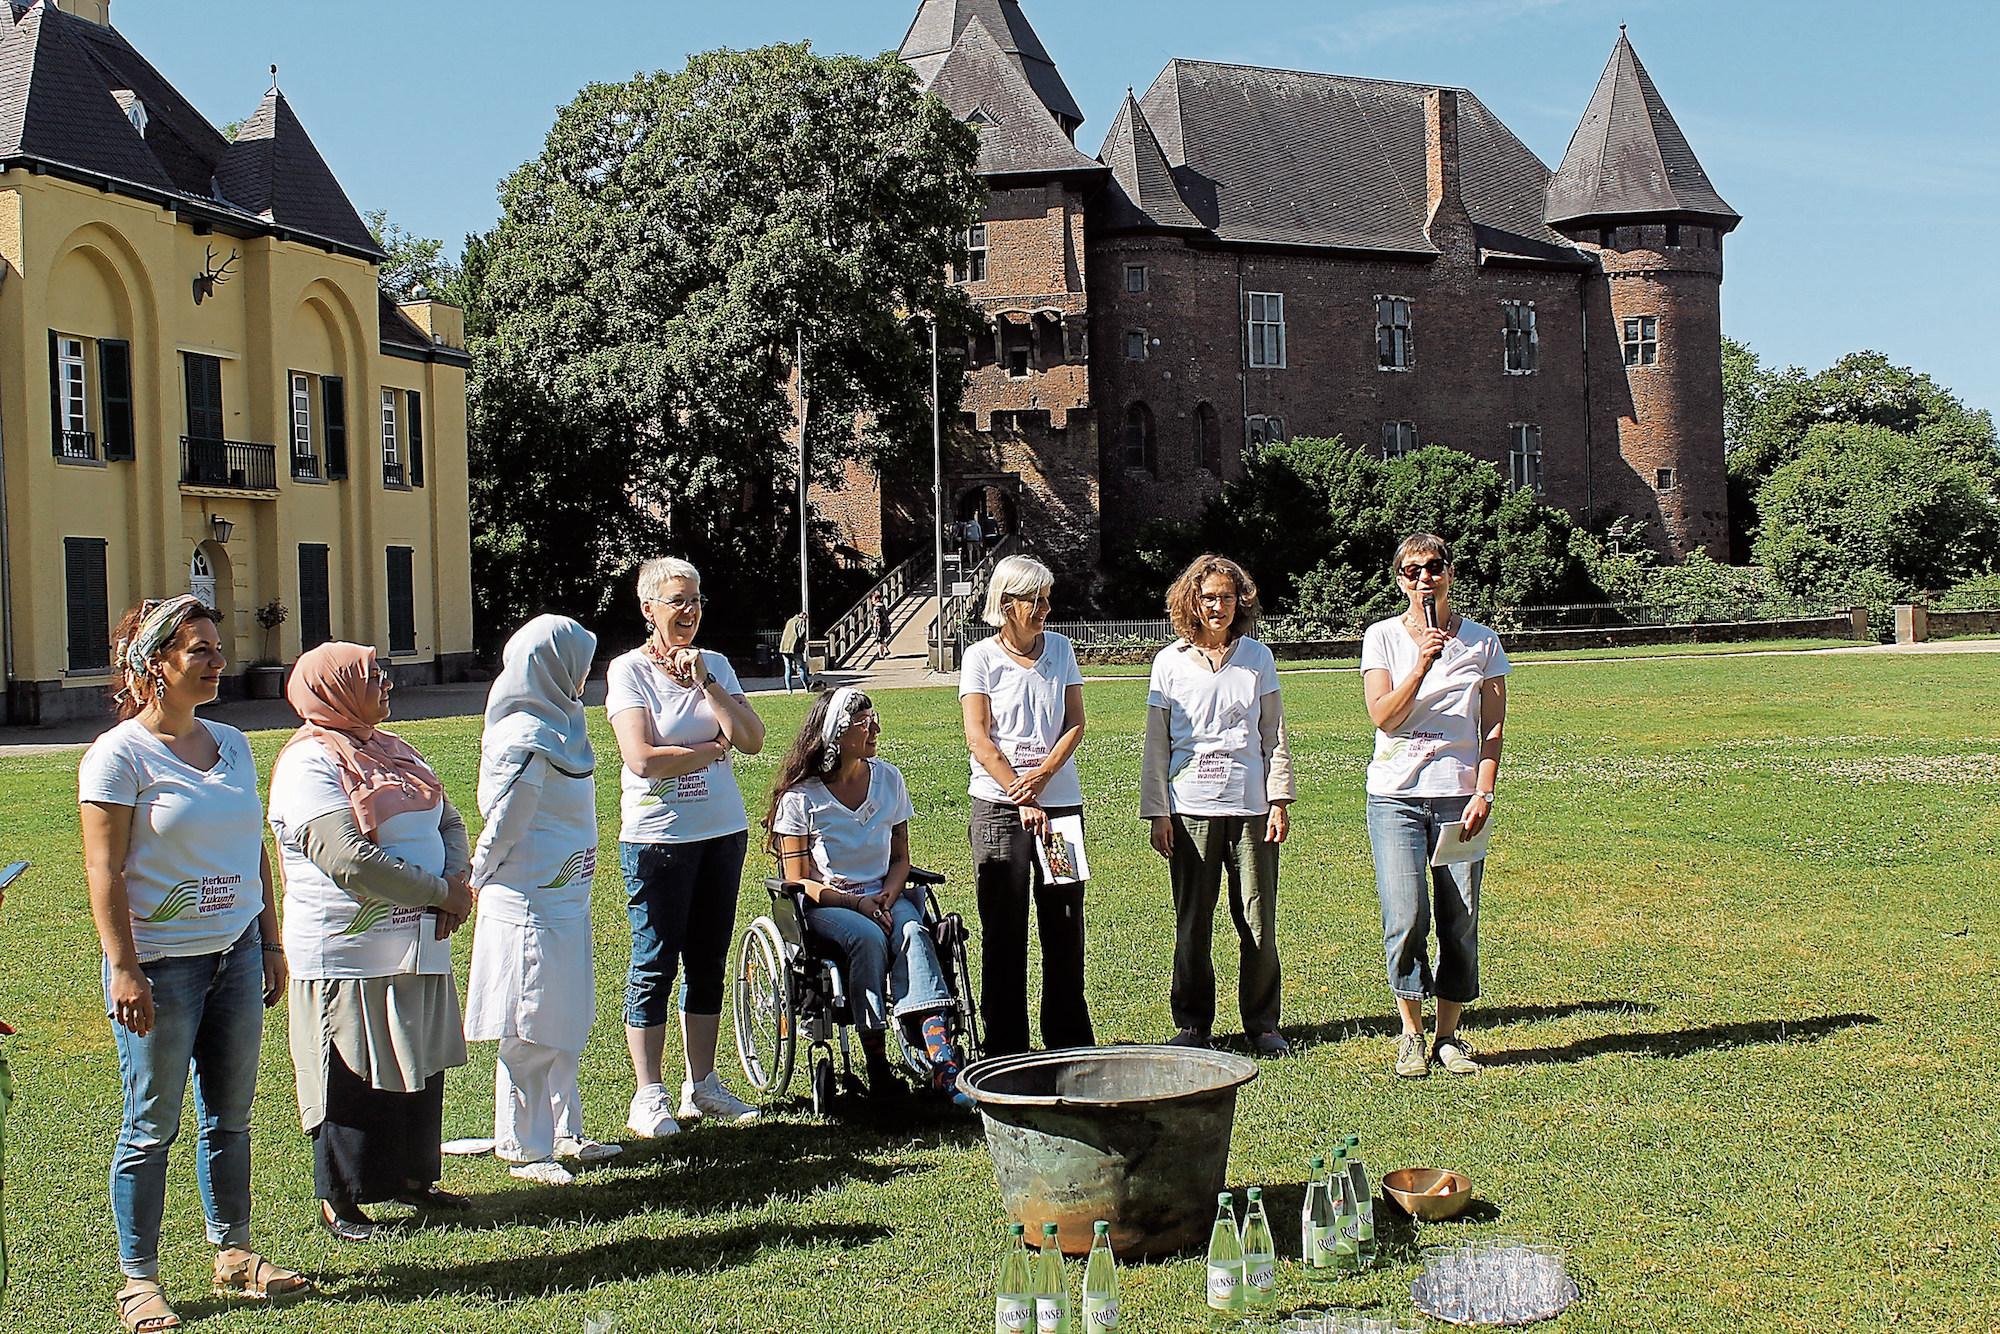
[1381,1167,1474,1221]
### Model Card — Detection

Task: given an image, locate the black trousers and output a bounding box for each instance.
[971,798,1094,1057]
[313,1044,445,1206]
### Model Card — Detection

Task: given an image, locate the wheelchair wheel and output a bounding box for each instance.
[945,916,984,1063]
[809,1046,836,1115]
[734,918,795,1099]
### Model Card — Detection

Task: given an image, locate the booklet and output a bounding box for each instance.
[1429,819,1492,867]
[1034,814,1090,885]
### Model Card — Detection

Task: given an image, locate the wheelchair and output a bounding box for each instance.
[733,867,982,1114]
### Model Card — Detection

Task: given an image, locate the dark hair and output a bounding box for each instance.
[1391,533,1452,573]
[108,600,222,721]
[1165,554,1259,644]
[761,689,874,852]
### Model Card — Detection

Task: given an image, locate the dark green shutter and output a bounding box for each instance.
[323,376,348,479]
[64,537,109,671]
[99,340,133,460]
[298,544,331,649]
[386,546,416,654]
[406,389,424,487]
[48,331,62,456]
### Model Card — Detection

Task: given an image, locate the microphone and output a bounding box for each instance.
[1422,595,1438,631]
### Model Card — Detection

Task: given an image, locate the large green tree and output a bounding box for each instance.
[470,44,983,647]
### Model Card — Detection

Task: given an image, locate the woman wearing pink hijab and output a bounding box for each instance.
[266,643,474,1242]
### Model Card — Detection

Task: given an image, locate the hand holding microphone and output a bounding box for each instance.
[1417,594,1448,671]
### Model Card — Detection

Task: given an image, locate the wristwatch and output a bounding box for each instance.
[1473,791,1496,804]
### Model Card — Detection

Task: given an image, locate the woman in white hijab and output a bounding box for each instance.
[464,616,620,1185]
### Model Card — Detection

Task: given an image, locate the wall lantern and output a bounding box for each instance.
[210,513,234,545]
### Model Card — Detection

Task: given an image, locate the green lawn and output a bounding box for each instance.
[1080,638,1862,676]
[2,654,1996,1331]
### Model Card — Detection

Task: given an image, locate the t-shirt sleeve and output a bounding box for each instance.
[885,764,916,825]
[1359,623,1392,675]
[957,642,994,699]
[78,732,140,806]
[707,652,744,697]
[772,788,810,838]
[1057,636,1085,688]
[1256,643,1283,697]
[1145,650,1171,710]
[603,655,645,719]
[272,744,357,833]
[1484,631,1513,679]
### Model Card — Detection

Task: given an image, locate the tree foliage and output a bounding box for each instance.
[364,208,454,303]
[469,43,984,647]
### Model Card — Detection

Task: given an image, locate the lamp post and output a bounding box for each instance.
[796,327,810,648]
[930,316,946,670]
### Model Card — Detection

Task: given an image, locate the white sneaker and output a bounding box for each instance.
[508,1158,576,1186]
[678,1071,760,1123]
[554,1136,623,1164]
[625,1083,681,1138]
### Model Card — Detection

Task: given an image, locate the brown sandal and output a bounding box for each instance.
[212,1249,311,1301]
[116,1279,181,1332]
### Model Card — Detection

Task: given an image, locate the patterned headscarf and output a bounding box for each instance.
[113,595,206,702]
[817,686,869,774]
[280,642,444,838]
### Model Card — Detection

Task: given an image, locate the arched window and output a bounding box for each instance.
[1123,402,1156,474]
[189,548,216,608]
[1194,402,1221,474]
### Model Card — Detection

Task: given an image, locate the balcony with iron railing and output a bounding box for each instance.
[291,449,321,481]
[383,459,406,488]
[180,436,278,492]
[55,429,99,463]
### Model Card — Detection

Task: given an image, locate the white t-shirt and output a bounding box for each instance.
[77,719,265,962]
[469,751,598,926]
[770,760,915,896]
[959,631,1086,809]
[1147,638,1284,817]
[605,648,750,845]
[268,739,450,978]
[1360,616,1511,797]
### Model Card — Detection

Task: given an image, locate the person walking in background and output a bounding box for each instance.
[464,617,620,1186]
[959,556,1093,1057]
[779,611,814,694]
[609,558,768,1137]
[1141,556,1296,1056]
[268,643,474,1242]
[1361,534,1509,1078]
[80,596,308,1329]
[871,592,892,662]
[961,512,985,567]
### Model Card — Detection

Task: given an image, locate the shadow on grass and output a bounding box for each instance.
[1482,1012,1880,1067]
[1279,999,1660,1049]
[329,1220,892,1304]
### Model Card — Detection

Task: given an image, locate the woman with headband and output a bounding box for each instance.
[80,596,308,1329]
[607,558,766,1137]
[765,688,969,1101]
[267,642,474,1241]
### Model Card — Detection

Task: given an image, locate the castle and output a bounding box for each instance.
[818,0,1739,595]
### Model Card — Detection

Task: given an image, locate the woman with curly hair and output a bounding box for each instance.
[1140,555,1296,1055]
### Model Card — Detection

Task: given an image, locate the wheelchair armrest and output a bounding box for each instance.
[906,867,946,887]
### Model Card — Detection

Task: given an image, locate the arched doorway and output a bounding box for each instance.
[955,480,1019,563]
[191,539,235,659]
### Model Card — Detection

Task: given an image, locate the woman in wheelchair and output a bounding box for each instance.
[765,688,970,1103]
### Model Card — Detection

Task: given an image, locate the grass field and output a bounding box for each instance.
[1,653,1996,1332]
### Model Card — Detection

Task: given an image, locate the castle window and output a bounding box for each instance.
[1125,329,1148,361]
[381,388,405,486]
[1502,301,1537,374]
[1376,296,1412,370]
[127,98,147,136]
[1599,227,1615,249]
[1123,402,1157,473]
[1194,402,1221,474]
[1665,223,1682,248]
[1382,420,1418,460]
[965,225,988,283]
[1508,424,1544,494]
[1656,467,1677,492]
[1247,292,1287,369]
[1247,414,1287,448]
[56,335,91,449]
[1126,264,1149,294]
[1623,315,1659,367]
[289,371,321,479]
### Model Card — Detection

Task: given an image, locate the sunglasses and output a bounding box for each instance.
[1398,558,1449,580]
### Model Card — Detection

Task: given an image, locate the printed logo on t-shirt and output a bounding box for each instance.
[341,900,424,937]
[138,873,240,923]
[541,848,598,890]
[674,770,711,803]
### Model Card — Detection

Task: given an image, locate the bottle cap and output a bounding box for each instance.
[1093,1221,1111,1236]
[1310,1156,1325,1170]
[1345,1134,1359,1147]
[1009,1222,1026,1236]
[1043,1222,1060,1236]
[1217,1191,1233,1206]
[1247,1187,1263,1201]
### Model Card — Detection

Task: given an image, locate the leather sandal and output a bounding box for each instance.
[212,1249,311,1301]
[116,1279,181,1332]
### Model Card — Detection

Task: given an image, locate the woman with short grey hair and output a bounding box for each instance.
[959,555,1093,1056]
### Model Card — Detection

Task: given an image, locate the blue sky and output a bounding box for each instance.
[116,0,1999,415]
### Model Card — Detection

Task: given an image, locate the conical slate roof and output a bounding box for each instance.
[1098,90,1203,232]
[0,0,175,190]
[927,16,1098,178]
[216,86,377,253]
[1545,30,1738,229]
[900,0,1082,132]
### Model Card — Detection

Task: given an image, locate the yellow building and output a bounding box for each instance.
[0,0,473,723]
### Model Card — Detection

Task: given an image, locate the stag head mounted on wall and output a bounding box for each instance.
[193,245,238,306]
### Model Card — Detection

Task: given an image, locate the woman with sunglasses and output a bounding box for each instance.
[959,555,1092,1057]
[81,597,307,1328]
[1360,534,1510,1079]
[268,643,475,1240]
[607,558,766,1138]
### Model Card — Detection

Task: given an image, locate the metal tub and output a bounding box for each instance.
[958,1045,1259,1258]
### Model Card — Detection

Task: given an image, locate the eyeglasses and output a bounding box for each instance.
[652,595,708,613]
[1008,593,1052,609]
[1398,558,1449,580]
[1198,592,1238,607]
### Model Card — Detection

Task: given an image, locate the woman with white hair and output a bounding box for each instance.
[607,558,767,1137]
[464,616,619,1184]
[958,556,1093,1056]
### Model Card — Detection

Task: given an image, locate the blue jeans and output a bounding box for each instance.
[104,927,264,1278]
[1365,794,1483,1004]
[781,651,813,693]
[622,834,748,1027]
[806,887,952,1032]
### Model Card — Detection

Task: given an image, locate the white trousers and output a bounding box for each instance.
[494,1037,582,1163]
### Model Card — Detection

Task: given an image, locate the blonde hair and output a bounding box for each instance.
[637,557,701,604]
[982,555,1055,628]
[1165,554,1259,644]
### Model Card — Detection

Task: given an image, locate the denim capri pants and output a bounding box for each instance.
[1365,793,1482,1003]
[620,832,748,1027]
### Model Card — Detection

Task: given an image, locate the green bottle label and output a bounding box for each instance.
[1036,1296,1067,1334]
[1311,1225,1340,1268]
[1207,1263,1242,1310]
[996,1297,1032,1333]
[1246,1258,1276,1304]
[1083,1297,1119,1330]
